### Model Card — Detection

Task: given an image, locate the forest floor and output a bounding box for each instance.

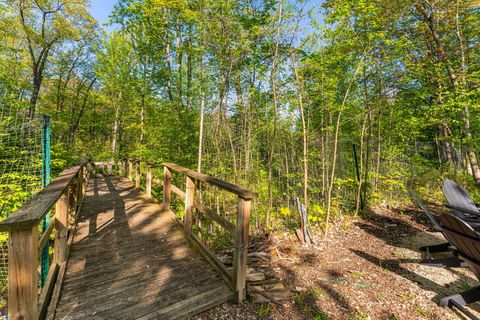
[193,204,479,320]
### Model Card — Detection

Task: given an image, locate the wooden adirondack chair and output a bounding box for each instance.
[443,179,480,225]
[409,191,466,267]
[438,214,480,320]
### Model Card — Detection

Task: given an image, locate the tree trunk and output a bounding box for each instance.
[415,1,480,183]
[325,61,361,235]
[291,52,308,210]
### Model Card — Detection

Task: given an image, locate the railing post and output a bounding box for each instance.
[135,161,141,189]
[108,162,113,175]
[163,166,171,211]
[78,167,84,204]
[8,226,39,320]
[69,180,78,218]
[83,164,88,195]
[184,176,195,235]
[232,197,251,303]
[54,191,69,264]
[128,159,133,182]
[118,160,123,176]
[146,164,152,197]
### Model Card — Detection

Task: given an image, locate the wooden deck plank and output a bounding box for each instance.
[57,260,219,310]
[136,285,233,320]
[51,175,232,320]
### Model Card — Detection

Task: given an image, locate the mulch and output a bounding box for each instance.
[194,205,478,319]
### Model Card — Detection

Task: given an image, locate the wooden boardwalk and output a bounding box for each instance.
[51,174,233,320]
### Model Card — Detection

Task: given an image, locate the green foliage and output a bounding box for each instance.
[1,0,480,236]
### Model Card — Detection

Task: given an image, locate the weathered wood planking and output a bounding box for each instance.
[193,201,236,234]
[163,163,258,199]
[52,175,233,320]
[443,179,480,219]
[0,161,87,232]
[8,226,38,320]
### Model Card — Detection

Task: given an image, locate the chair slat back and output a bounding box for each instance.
[443,179,479,216]
[439,214,480,278]
[409,191,441,231]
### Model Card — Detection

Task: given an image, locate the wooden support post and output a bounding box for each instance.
[108,162,112,175]
[118,161,123,176]
[184,176,195,235]
[69,182,78,217]
[8,226,39,320]
[163,166,171,211]
[135,162,141,189]
[128,160,133,182]
[83,165,88,195]
[54,192,69,264]
[232,197,251,303]
[78,167,84,204]
[146,164,152,197]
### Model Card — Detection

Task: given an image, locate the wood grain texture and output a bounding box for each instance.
[54,192,69,264]
[193,201,235,234]
[443,179,480,221]
[232,197,251,303]
[163,166,172,210]
[184,176,195,235]
[8,226,39,320]
[171,184,186,199]
[52,174,232,320]
[128,160,133,181]
[146,164,152,197]
[135,161,141,188]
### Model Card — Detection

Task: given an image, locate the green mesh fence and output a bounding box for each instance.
[0,106,48,317]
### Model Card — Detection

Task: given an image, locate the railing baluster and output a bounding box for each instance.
[184,176,195,235]
[128,159,133,182]
[78,167,84,204]
[146,164,152,197]
[135,161,141,189]
[232,197,251,303]
[163,166,172,211]
[54,191,69,265]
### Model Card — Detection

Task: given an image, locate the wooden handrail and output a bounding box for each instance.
[162,163,258,199]
[2,161,91,320]
[0,161,88,232]
[119,159,257,303]
[160,162,257,303]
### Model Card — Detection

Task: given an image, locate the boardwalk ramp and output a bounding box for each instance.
[51,174,232,319]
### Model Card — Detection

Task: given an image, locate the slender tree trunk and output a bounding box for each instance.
[355,112,368,217]
[186,36,192,109]
[165,39,174,104]
[415,2,480,183]
[176,22,183,109]
[266,1,283,229]
[198,54,205,173]
[29,74,42,118]
[325,61,361,235]
[291,52,308,210]
[112,94,121,161]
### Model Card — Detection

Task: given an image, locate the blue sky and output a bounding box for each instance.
[90,0,118,28]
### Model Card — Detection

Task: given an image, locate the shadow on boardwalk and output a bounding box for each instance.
[52,174,231,320]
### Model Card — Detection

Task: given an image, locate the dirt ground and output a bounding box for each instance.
[194,204,480,320]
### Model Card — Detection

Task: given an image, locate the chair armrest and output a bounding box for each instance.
[445,203,480,216]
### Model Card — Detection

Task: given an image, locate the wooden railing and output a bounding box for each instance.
[121,159,258,303]
[0,161,91,320]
